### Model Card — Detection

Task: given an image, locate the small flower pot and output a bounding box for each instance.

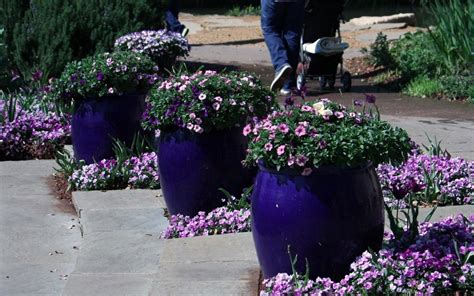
[251,162,384,280]
[157,128,254,216]
[71,93,146,164]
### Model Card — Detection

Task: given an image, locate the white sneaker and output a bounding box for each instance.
[270,64,292,92]
[181,27,189,37]
[280,88,291,96]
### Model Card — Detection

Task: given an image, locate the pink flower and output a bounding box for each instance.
[349,112,356,118]
[322,115,331,121]
[278,123,289,134]
[193,125,203,133]
[186,123,194,130]
[301,105,313,112]
[189,113,196,119]
[229,99,237,105]
[277,145,286,155]
[214,96,223,102]
[198,93,207,100]
[295,125,306,137]
[195,118,202,124]
[302,168,312,176]
[212,102,220,110]
[335,111,344,119]
[296,155,308,167]
[264,143,273,151]
[243,124,252,136]
[108,87,114,94]
[287,156,295,166]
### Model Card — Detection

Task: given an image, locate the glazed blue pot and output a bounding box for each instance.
[157,128,254,216]
[71,93,146,164]
[252,163,384,280]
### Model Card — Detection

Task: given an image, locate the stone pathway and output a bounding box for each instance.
[0,160,81,295]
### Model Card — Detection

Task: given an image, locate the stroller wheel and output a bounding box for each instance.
[319,76,327,89]
[327,75,336,89]
[341,72,352,92]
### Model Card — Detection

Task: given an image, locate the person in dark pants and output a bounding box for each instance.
[261,0,305,94]
[165,0,189,36]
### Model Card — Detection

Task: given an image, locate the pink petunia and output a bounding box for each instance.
[301,105,313,112]
[278,123,289,134]
[264,143,273,151]
[243,124,252,136]
[295,125,306,137]
[212,102,220,110]
[277,145,286,155]
[335,111,344,119]
[302,168,312,176]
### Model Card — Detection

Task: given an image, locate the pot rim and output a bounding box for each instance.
[257,161,374,176]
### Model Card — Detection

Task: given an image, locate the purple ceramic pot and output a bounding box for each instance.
[71,93,146,164]
[252,163,384,280]
[157,128,254,216]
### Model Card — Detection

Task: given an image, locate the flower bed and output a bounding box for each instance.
[262,215,474,295]
[68,152,159,191]
[378,153,473,207]
[114,30,189,63]
[0,108,70,160]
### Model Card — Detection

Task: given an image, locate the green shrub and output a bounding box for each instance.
[2,0,165,84]
[367,33,394,69]
[390,32,441,80]
[438,75,474,101]
[226,5,261,16]
[403,76,442,97]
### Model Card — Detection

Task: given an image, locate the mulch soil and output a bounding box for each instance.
[46,173,76,215]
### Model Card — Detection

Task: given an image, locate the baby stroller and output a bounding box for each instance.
[297,0,352,92]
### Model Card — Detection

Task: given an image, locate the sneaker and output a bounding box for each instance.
[181,27,189,37]
[270,64,292,92]
[280,88,291,96]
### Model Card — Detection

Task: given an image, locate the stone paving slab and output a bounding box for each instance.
[74,231,163,274]
[79,208,168,233]
[383,115,474,160]
[356,31,408,42]
[63,273,154,296]
[152,232,259,295]
[0,160,57,176]
[72,189,165,217]
[0,175,53,196]
[0,262,75,296]
[151,280,258,296]
[160,233,257,263]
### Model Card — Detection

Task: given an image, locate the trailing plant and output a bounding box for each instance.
[53,51,159,102]
[226,5,261,16]
[143,70,276,133]
[244,97,412,173]
[114,30,189,64]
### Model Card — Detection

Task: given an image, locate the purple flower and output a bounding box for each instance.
[32,70,43,81]
[278,123,289,134]
[96,71,104,81]
[277,145,286,156]
[295,125,307,137]
[353,99,363,106]
[365,94,376,104]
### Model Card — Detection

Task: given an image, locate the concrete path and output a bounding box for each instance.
[0,160,82,295]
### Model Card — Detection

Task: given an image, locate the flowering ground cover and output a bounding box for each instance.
[67,152,160,191]
[261,214,474,295]
[0,97,70,160]
[378,153,473,207]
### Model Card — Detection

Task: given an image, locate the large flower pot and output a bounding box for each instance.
[72,93,146,164]
[157,128,254,216]
[252,163,384,280]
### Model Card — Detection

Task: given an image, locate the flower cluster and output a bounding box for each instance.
[377,153,473,206]
[160,207,251,239]
[54,51,160,101]
[124,152,160,189]
[244,99,413,173]
[68,152,160,191]
[114,30,189,63]
[0,109,70,160]
[142,70,276,133]
[262,215,474,295]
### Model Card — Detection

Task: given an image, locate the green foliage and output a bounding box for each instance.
[427,0,474,75]
[3,0,165,84]
[367,33,394,68]
[245,99,413,170]
[53,51,159,101]
[438,75,474,101]
[403,76,442,97]
[226,5,261,16]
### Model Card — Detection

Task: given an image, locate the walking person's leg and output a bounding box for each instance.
[281,0,305,92]
[261,0,292,92]
[165,0,189,36]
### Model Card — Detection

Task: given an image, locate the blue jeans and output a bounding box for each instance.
[261,0,304,89]
[165,0,185,33]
